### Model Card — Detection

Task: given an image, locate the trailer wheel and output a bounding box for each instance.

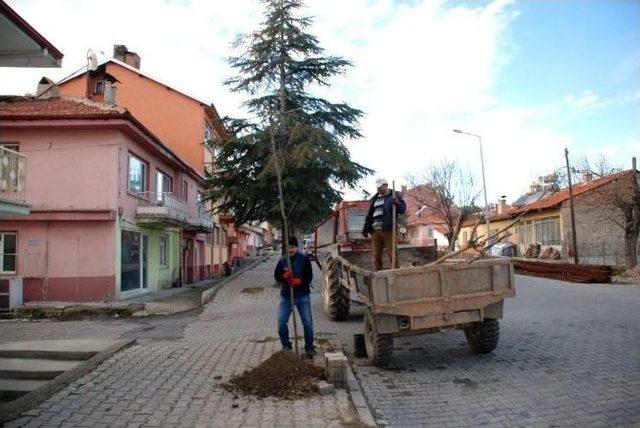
[321,257,350,321]
[464,318,500,354]
[364,310,393,366]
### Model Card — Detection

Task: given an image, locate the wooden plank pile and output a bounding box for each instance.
[514,260,613,283]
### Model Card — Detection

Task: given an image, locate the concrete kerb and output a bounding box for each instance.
[201,256,269,305]
[345,360,378,427]
[0,339,136,424]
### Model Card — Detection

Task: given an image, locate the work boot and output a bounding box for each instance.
[282,345,293,352]
[305,348,317,359]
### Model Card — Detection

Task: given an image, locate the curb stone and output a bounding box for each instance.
[346,360,378,427]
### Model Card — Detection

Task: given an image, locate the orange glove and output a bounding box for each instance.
[282,269,293,280]
[288,277,302,287]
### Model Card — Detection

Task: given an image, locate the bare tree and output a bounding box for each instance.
[406,160,480,251]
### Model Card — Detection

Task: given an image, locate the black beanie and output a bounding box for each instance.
[288,236,299,247]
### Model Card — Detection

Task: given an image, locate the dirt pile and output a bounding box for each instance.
[224,350,325,399]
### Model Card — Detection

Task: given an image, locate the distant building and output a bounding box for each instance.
[459,168,640,266]
[402,184,448,249]
[0,96,214,301]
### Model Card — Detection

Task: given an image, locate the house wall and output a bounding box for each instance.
[1,128,120,210]
[60,62,212,175]
[561,181,631,266]
[0,127,119,301]
[1,220,116,302]
[459,209,564,255]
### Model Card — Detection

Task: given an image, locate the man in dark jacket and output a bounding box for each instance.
[274,236,315,358]
[362,177,406,270]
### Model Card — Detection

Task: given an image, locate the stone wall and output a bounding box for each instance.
[560,180,634,266]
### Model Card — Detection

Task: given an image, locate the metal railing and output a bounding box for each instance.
[136,191,188,223]
[0,146,27,204]
[186,203,215,230]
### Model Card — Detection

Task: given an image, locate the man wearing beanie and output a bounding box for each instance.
[274,236,315,358]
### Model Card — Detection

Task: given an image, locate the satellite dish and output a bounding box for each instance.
[87,49,98,71]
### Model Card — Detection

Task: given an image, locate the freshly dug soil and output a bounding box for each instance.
[224,350,325,399]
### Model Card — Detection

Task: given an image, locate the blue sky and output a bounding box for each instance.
[493,0,639,158]
[1,0,638,202]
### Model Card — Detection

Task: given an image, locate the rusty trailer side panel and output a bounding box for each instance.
[334,254,515,332]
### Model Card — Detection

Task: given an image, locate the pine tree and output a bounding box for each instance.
[204,0,371,235]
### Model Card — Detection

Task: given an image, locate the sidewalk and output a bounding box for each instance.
[12,256,266,319]
[5,256,360,427]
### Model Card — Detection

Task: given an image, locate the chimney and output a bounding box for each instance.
[113,45,141,69]
[497,196,507,214]
[36,76,59,98]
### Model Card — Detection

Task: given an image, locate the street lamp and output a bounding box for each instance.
[453,129,491,242]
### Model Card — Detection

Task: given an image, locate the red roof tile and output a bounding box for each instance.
[462,170,632,226]
[0,96,126,118]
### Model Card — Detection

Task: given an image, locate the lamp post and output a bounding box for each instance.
[453,129,491,242]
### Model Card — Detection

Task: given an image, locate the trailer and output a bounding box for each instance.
[315,201,516,366]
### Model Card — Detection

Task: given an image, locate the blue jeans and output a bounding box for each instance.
[278,293,314,350]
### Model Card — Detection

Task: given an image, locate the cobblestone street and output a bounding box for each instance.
[5,258,358,428]
[313,274,640,427]
[4,259,640,427]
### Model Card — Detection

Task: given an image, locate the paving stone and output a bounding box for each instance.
[2,257,358,427]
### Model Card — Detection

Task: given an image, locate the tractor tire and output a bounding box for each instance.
[363,310,393,367]
[464,318,500,354]
[321,257,350,321]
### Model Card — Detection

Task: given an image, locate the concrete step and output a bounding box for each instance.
[0,339,119,360]
[0,379,48,401]
[0,358,82,380]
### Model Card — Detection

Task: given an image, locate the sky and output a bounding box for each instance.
[2,0,639,204]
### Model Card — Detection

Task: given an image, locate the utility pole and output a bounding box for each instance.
[564,148,579,264]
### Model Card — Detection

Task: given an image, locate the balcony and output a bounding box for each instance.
[135,192,188,227]
[184,204,215,233]
[0,146,29,216]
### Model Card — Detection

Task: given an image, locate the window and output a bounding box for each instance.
[0,232,17,274]
[128,155,147,194]
[204,121,213,142]
[155,171,172,202]
[535,216,561,245]
[95,80,105,95]
[462,231,468,244]
[427,228,434,238]
[181,180,188,202]
[159,235,169,268]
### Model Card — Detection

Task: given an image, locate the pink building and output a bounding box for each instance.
[0,96,212,302]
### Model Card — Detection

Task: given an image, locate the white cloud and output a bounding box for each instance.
[2,0,636,205]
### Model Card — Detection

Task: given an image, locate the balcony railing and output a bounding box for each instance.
[185,204,215,232]
[0,146,27,205]
[135,191,188,226]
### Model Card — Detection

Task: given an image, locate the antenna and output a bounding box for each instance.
[36,48,101,99]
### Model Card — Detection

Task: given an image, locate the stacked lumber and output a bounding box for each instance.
[514,260,613,283]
